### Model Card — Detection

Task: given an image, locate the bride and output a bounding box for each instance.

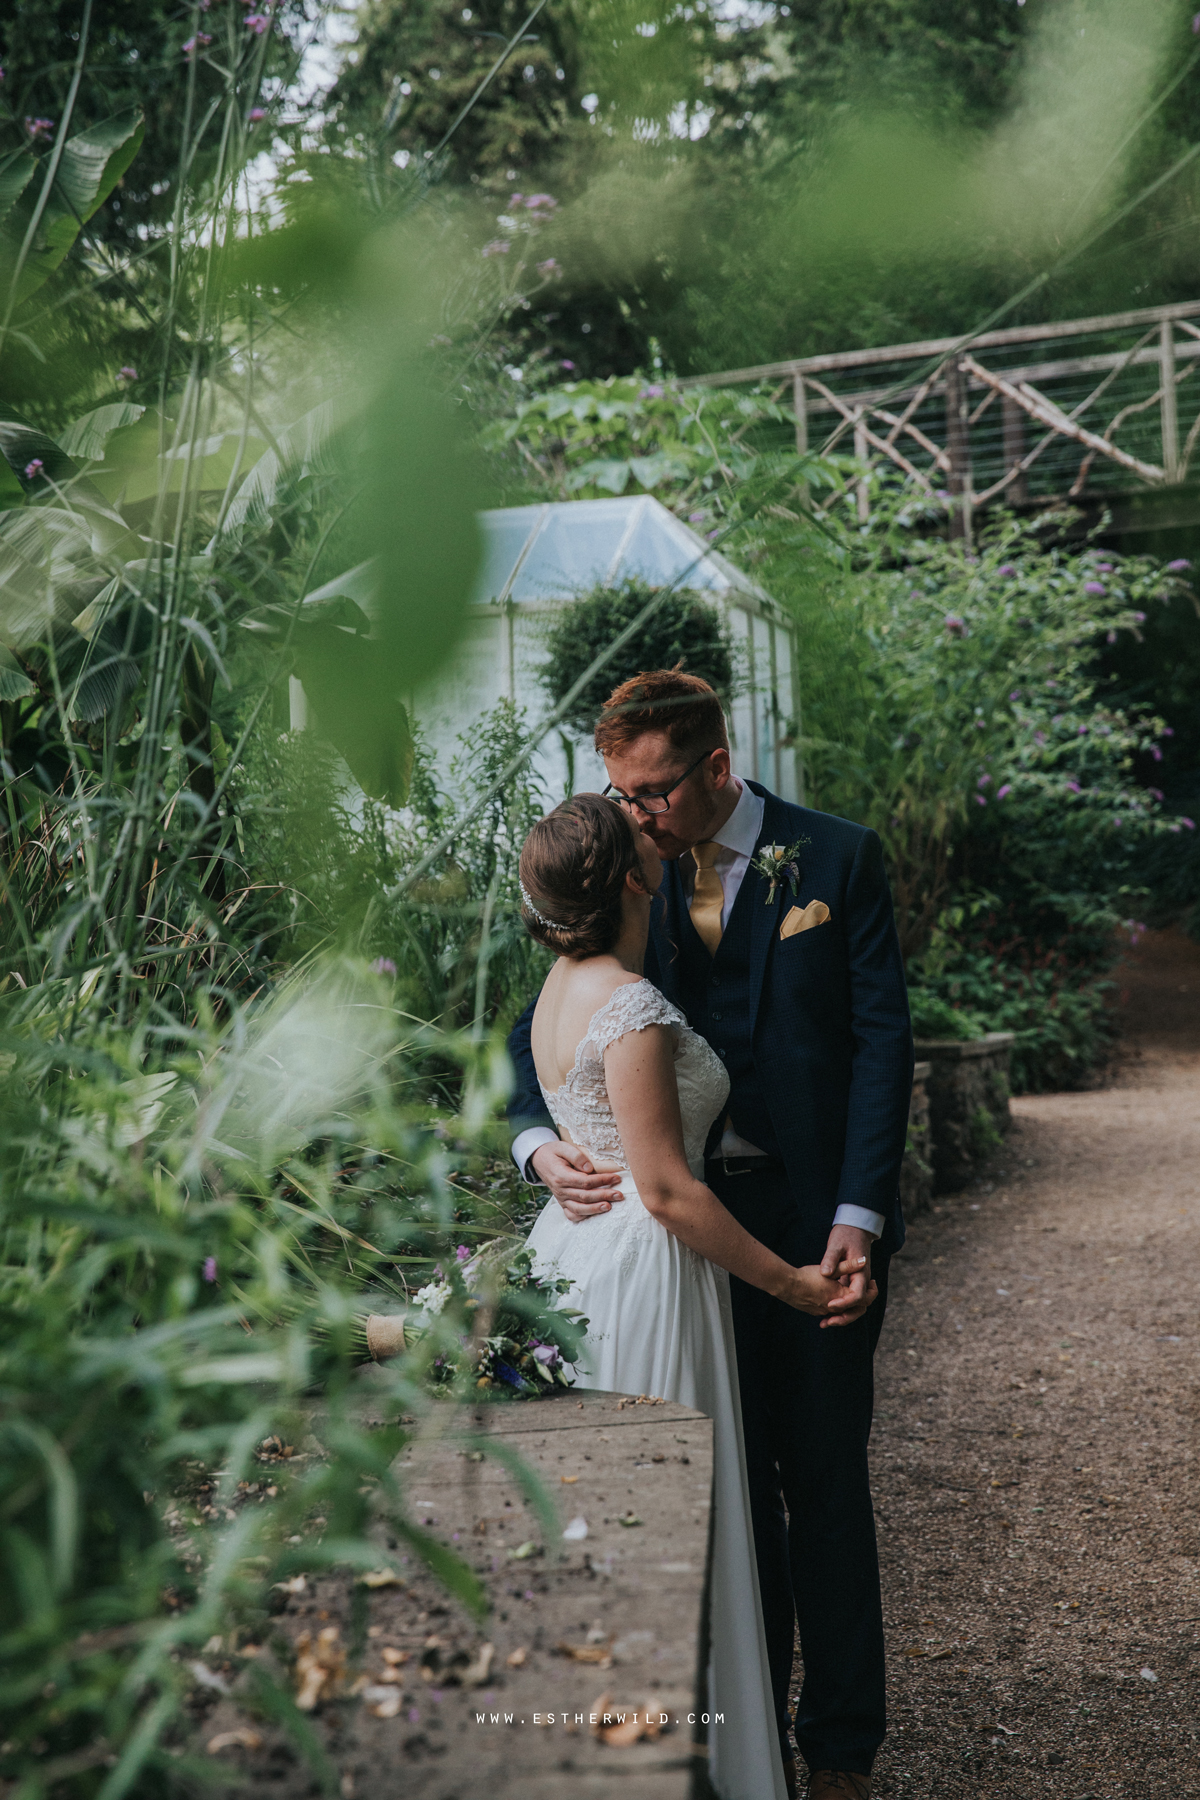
[517,793,876,1800]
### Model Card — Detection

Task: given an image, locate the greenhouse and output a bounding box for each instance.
[418,494,804,802]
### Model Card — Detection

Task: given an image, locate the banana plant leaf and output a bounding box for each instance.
[1,111,145,309]
[56,404,146,464]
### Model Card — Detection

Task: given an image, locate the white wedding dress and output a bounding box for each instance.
[525,978,788,1800]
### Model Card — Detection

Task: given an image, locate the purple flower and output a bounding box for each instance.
[1077,724,1088,736]
[1151,745,1163,762]
[1125,920,1147,946]
[1133,610,1146,623]
[1183,817,1196,830]
[560,359,575,371]
[974,794,987,806]
[509,192,524,207]
[1084,581,1106,596]
[533,1343,561,1368]
[997,784,1012,800]
[935,489,950,500]
[24,117,54,140]
[371,956,397,976]
[24,459,44,479]
[1034,730,1046,745]
[1164,726,1175,736]
[1148,787,1164,800]
[1009,689,1021,701]
[183,34,211,55]
[943,614,966,637]
[1166,558,1191,572]
[524,193,557,211]
[248,107,266,121]
[245,11,270,30]
[688,511,705,523]
[536,258,560,278]
[1113,816,1123,827]
[116,365,138,381]
[707,529,720,540]
[1193,12,1200,31]
[1107,630,1117,644]
[481,239,510,257]
[1095,562,1113,573]
[455,1244,471,1262]
[408,1707,420,1724]
[639,384,665,399]
[977,773,991,788]
[1065,780,1082,794]
[203,1256,217,1283]
[997,564,1016,577]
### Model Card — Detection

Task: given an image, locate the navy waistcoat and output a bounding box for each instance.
[672,866,780,1160]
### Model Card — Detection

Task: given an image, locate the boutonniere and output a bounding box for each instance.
[751,836,809,904]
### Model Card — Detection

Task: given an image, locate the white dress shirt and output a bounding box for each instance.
[513,777,885,1239]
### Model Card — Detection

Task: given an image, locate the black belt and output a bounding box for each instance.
[706,1154,785,1178]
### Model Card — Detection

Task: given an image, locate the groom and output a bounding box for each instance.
[507,670,913,1800]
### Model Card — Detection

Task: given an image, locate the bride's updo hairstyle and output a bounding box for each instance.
[519,792,646,959]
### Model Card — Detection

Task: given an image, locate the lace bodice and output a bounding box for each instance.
[538,977,730,1179]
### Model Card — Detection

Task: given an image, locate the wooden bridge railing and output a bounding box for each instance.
[681,299,1200,538]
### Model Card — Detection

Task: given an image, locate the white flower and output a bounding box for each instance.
[771,844,785,861]
[413,1281,451,1317]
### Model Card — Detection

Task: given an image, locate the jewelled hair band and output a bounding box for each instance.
[519,878,562,930]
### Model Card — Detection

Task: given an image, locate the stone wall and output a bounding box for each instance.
[900,1060,933,1220]
[913,1032,1015,1193]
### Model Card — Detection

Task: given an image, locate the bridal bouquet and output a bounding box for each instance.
[400,1240,588,1396]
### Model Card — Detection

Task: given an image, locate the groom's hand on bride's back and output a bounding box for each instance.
[530,1141,626,1223]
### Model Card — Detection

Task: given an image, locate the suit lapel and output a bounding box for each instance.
[746,786,789,1026]
[649,859,686,1009]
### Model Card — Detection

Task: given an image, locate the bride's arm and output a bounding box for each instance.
[605,1025,874,1323]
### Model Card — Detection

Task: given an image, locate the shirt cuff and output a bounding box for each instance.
[833,1203,886,1240]
[512,1126,560,1184]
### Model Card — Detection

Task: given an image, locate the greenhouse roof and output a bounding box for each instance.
[472,495,764,608]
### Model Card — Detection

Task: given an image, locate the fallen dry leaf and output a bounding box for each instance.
[206,1729,263,1755]
[294,1626,346,1711]
[359,1568,405,1589]
[380,1647,409,1667]
[557,1639,613,1667]
[506,1647,528,1668]
[560,1474,579,1484]
[274,1575,307,1596]
[361,1685,402,1719]
[590,1693,668,1746]
[460,1642,495,1687]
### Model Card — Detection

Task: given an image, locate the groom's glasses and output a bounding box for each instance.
[603,748,715,815]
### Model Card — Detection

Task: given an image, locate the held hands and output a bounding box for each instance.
[782,1226,879,1327]
[530,1140,626,1224]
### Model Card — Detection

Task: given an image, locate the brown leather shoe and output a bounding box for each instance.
[805,1774,872,1800]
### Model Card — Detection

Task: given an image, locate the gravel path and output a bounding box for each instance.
[859,928,1200,1798]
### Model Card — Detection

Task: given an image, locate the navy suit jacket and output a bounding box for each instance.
[506,783,914,1257]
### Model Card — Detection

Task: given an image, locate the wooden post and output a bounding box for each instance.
[944,358,973,543]
[1160,319,1180,483]
[792,373,808,456]
[1001,393,1029,504]
[853,413,870,522]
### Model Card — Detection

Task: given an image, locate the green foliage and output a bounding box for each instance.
[0,967,546,1792]
[540,578,734,739]
[908,901,1120,1093]
[0,109,146,308]
[784,491,1183,960]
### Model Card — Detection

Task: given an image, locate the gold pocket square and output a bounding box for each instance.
[780,900,830,941]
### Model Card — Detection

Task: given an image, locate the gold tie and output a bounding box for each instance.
[688,840,724,956]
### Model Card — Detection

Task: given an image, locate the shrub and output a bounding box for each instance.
[539,578,735,740]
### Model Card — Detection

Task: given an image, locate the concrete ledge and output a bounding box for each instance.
[196,1389,715,1798]
[913,1031,1017,1061]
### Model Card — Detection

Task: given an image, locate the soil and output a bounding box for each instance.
[851,928,1200,1798]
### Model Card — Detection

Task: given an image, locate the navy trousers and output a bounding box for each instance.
[707,1164,890,1778]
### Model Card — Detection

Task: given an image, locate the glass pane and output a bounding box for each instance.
[510,500,636,600]
[473,506,545,602]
